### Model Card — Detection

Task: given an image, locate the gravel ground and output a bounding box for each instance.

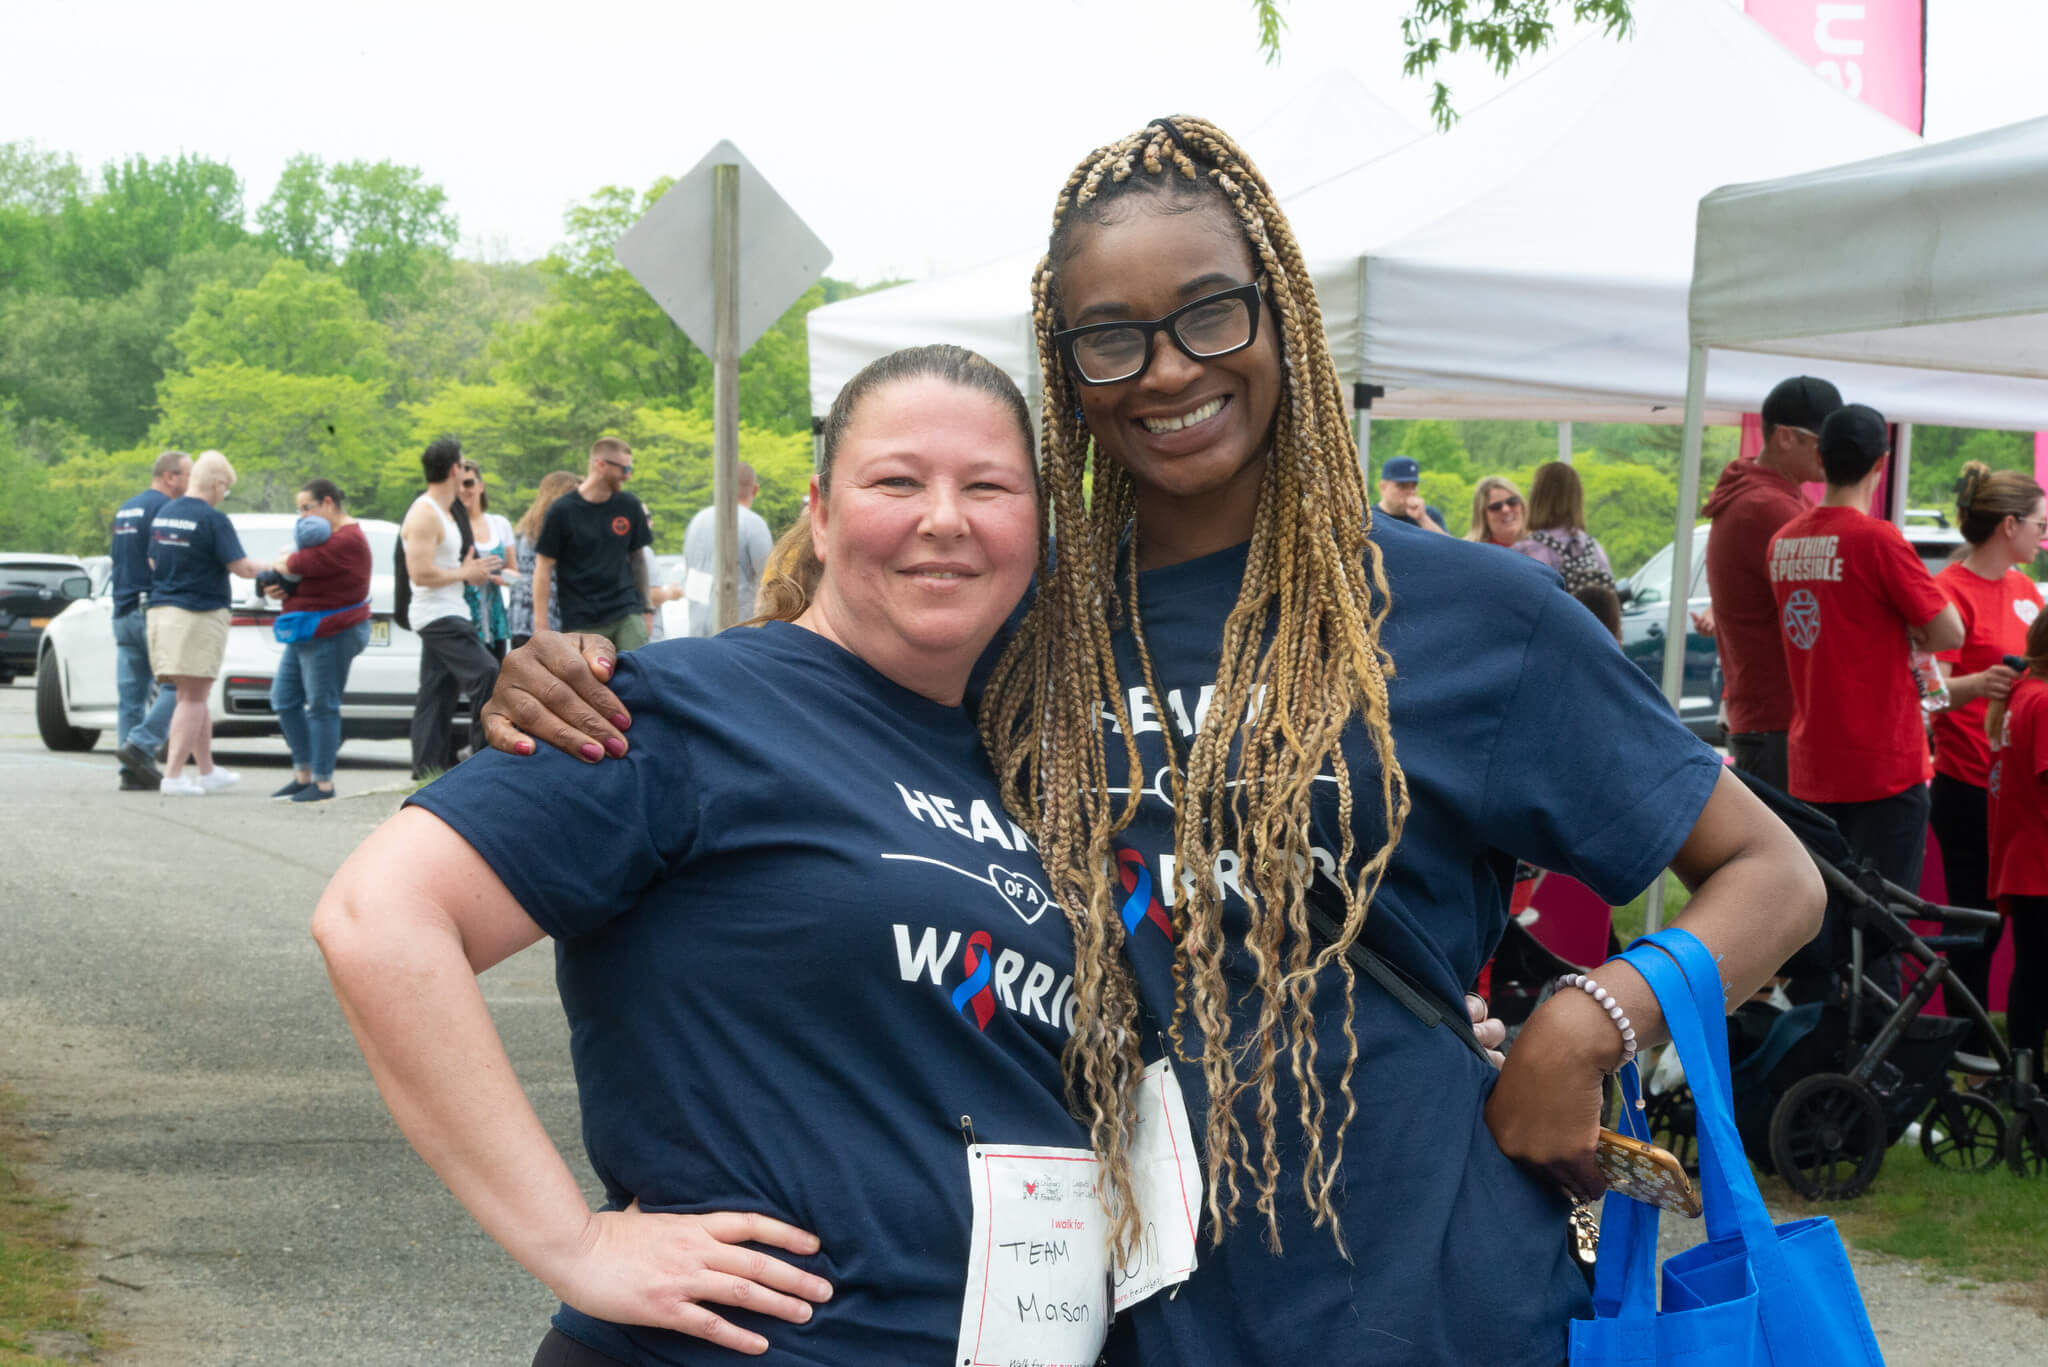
[1,678,2040,1365]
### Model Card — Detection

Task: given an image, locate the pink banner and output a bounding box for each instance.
[2038,431,2048,496]
[1743,0,1926,134]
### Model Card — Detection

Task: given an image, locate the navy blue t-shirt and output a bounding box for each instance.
[409,622,1089,1366]
[1091,518,1721,1367]
[147,497,246,612]
[110,488,169,617]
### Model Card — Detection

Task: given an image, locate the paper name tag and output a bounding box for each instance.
[1112,1058,1202,1312]
[954,1062,1203,1366]
[957,1143,1108,1367]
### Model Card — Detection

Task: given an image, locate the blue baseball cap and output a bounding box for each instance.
[1380,456,1421,482]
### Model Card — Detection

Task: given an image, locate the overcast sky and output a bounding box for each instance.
[5,0,2044,284]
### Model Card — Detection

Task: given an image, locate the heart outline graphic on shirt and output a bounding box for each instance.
[988,864,1049,926]
[2017,598,2040,626]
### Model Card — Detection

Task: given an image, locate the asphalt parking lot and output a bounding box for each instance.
[0,676,586,1365]
[3,670,2044,1365]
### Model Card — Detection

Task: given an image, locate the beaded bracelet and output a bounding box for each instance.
[1554,972,1638,1072]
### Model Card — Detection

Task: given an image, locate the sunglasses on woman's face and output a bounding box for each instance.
[462,478,479,489]
[1488,496,1523,514]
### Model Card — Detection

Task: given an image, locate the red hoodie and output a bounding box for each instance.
[1703,458,1811,735]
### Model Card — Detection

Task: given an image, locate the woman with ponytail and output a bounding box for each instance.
[482,117,1823,1366]
[1988,608,2048,1069]
[1930,462,2047,1029]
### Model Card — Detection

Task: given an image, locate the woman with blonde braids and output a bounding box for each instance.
[481,117,1823,1366]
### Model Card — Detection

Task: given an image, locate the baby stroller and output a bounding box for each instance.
[1643,768,2048,1200]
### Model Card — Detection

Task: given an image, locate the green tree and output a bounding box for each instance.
[406,380,580,495]
[171,259,393,383]
[616,405,815,547]
[383,258,551,404]
[1579,457,1679,579]
[150,363,405,512]
[0,242,276,449]
[52,153,248,297]
[493,180,706,420]
[1906,426,2031,512]
[1249,2,1634,126]
[0,141,86,293]
[255,156,459,317]
[1399,418,1474,479]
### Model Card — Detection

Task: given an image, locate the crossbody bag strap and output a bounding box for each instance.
[1302,903,1489,1063]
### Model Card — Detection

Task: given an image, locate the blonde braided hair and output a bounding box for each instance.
[979,116,1409,1255]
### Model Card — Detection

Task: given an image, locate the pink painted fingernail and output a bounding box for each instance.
[603,736,626,758]
[515,740,534,756]
[579,743,603,762]
[611,712,630,730]
[595,657,614,676]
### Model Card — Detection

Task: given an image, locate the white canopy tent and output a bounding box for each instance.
[803,70,1422,422]
[1660,115,2048,706]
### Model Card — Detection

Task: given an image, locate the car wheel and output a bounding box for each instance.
[35,652,100,751]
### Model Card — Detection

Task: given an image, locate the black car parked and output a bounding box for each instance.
[0,553,93,683]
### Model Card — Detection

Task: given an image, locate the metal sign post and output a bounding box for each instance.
[711,165,740,630]
[614,141,830,635]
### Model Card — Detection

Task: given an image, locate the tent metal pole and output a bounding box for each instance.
[1356,410,1371,470]
[1558,421,1573,464]
[1649,344,1712,935]
[1889,423,1915,523]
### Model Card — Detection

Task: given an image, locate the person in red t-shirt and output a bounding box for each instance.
[1770,404,1963,993]
[1988,609,2048,1065]
[267,478,374,803]
[1703,375,1842,792]
[1930,463,2047,1031]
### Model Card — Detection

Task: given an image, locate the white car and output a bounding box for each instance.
[35,513,467,752]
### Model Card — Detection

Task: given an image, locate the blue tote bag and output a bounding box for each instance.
[1568,927,1884,1366]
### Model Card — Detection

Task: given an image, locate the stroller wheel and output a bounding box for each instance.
[1769,1072,1887,1200]
[1919,1091,2007,1172]
[2006,1100,2048,1177]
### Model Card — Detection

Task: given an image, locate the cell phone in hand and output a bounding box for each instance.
[1596,1128,1701,1217]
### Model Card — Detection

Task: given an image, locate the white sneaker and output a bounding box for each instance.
[197,767,241,792]
[161,775,206,797]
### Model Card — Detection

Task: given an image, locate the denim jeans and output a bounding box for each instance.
[271,622,370,781]
[113,608,175,761]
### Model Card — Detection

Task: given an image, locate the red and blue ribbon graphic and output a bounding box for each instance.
[1116,849,1176,942]
[951,930,996,1030]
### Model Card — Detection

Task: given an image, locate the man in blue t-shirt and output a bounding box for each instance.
[109,449,191,791]
[147,449,262,796]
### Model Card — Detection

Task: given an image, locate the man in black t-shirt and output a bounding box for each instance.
[533,437,654,652]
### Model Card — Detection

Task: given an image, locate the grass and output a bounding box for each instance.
[1763,1146,2048,1315]
[1611,870,1693,945]
[0,1087,101,1365]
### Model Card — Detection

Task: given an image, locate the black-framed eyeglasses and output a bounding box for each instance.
[1487,495,1524,514]
[1054,277,1266,386]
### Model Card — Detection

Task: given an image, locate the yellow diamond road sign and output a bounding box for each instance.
[613,139,832,356]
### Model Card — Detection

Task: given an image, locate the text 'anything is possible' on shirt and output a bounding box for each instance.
[1769,506,1950,804]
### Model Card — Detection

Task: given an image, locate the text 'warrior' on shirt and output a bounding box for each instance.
[409,622,1088,1366]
